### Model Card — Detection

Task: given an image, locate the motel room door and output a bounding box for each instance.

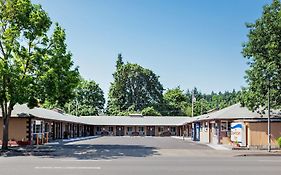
[210,122,219,144]
[146,126,155,136]
[116,126,125,136]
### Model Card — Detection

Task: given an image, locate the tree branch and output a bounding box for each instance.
[20,40,34,82]
[0,40,6,59]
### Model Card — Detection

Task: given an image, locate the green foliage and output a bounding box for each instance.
[277,137,281,148]
[142,106,161,116]
[107,54,239,116]
[65,79,105,116]
[241,0,281,110]
[107,54,164,115]
[162,87,187,116]
[0,0,79,149]
[44,78,105,116]
[39,24,80,108]
[188,88,239,116]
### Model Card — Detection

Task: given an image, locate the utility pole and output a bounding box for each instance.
[192,90,196,117]
[76,98,78,117]
[200,100,203,115]
[191,99,193,117]
[268,77,271,152]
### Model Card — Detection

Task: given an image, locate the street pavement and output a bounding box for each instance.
[0,136,280,175]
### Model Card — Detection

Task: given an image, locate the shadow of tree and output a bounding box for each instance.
[1,144,160,160]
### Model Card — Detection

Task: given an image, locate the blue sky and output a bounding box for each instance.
[34,0,272,96]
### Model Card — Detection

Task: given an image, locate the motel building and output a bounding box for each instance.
[0,103,280,149]
[0,104,191,145]
[190,104,281,149]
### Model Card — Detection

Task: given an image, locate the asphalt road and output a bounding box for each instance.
[0,137,280,175]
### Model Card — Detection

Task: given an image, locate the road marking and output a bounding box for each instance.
[34,167,101,170]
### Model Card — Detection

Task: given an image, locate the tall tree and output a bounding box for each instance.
[162,87,188,116]
[184,88,239,116]
[0,0,79,150]
[241,0,281,110]
[116,53,124,69]
[65,79,105,116]
[107,54,164,115]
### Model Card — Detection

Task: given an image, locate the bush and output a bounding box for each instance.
[277,137,281,148]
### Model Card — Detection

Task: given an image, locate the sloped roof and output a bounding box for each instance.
[3,104,83,124]
[192,103,281,122]
[79,115,193,126]
[1,103,280,125]
[1,104,192,126]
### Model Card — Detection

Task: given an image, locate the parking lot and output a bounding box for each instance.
[0,137,281,175]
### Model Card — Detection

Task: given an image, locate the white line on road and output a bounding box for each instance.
[34,167,101,170]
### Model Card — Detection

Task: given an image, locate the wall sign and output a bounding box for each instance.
[231,123,243,144]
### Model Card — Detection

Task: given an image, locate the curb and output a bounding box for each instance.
[235,153,281,157]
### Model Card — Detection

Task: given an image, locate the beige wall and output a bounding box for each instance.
[248,122,281,148]
[0,118,28,141]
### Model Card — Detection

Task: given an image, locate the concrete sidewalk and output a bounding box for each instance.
[171,136,233,150]
[206,144,232,150]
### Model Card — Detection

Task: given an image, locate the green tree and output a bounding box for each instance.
[141,106,161,116]
[184,88,239,116]
[0,0,79,150]
[241,0,281,110]
[193,98,209,116]
[162,87,188,116]
[66,79,105,116]
[107,54,164,115]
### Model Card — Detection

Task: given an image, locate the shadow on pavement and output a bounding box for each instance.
[1,144,159,160]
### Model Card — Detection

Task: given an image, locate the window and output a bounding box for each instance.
[127,127,133,132]
[33,120,42,133]
[170,127,176,132]
[221,122,228,131]
[139,127,144,132]
[109,127,114,132]
[45,123,49,132]
[158,127,164,132]
[204,122,208,128]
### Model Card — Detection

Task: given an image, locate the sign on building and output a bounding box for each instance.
[231,123,244,146]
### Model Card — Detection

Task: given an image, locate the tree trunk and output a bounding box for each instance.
[2,117,9,150]
[1,103,12,151]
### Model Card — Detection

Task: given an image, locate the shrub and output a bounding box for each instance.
[277,137,281,148]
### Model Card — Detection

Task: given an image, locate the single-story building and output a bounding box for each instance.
[0,103,280,149]
[190,104,281,149]
[0,104,192,145]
